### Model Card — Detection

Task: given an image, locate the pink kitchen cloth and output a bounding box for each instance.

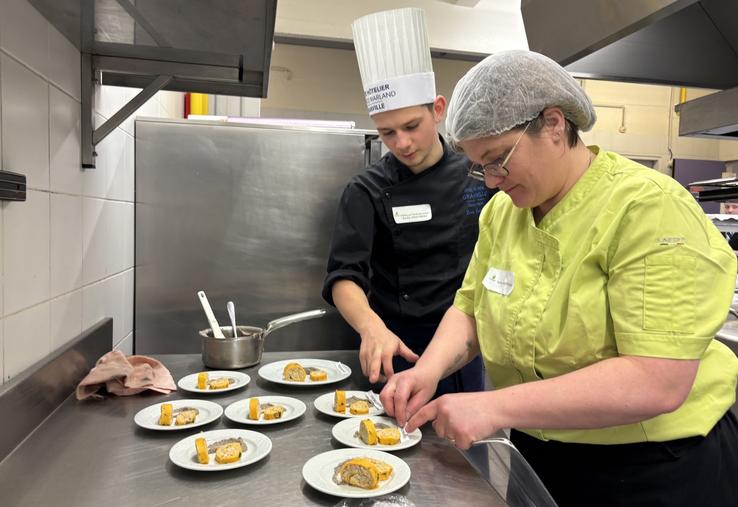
[76,350,177,400]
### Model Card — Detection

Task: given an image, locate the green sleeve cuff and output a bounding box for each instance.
[453,291,475,317]
[616,332,712,359]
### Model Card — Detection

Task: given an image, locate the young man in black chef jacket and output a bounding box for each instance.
[322,7,492,396]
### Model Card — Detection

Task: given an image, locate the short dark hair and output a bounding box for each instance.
[526,112,580,148]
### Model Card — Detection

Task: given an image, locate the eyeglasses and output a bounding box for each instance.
[467,122,531,181]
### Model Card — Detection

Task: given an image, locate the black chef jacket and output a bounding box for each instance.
[322,136,492,327]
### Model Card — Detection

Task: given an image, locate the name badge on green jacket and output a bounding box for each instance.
[483,267,514,296]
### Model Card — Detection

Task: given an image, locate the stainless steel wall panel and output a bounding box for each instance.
[135,119,367,354]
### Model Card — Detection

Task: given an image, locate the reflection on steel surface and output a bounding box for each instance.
[135,119,370,354]
[460,435,558,507]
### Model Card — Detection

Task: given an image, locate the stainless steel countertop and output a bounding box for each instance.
[717,319,738,345]
[717,306,738,347]
[0,351,502,506]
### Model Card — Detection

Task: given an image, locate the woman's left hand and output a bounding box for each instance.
[405,391,500,450]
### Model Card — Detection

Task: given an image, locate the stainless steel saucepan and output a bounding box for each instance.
[199,308,326,369]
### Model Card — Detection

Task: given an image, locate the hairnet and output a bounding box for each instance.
[446,50,596,148]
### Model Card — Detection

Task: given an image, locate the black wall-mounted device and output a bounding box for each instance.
[0,170,26,201]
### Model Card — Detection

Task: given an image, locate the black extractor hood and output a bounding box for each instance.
[522,0,738,140]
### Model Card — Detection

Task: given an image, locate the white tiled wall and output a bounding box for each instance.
[1,54,49,190]
[0,0,183,383]
[50,290,82,352]
[4,189,49,315]
[0,323,4,383]
[50,193,82,297]
[4,302,49,379]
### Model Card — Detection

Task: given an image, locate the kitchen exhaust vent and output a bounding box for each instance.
[522,0,738,141]
[675,87,738,140]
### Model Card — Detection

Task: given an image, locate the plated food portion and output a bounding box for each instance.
[134,399,223,431]
[159,403,199,426]
[332,416,422,451]
[195,436,247,465]
[334,456,393,489]
[249,397,285,420]
[169,429,272,471]
[283,362,328,382]
[224,396,307,425]
[177,371,251,394]
[258,359,351,386]
[314,391,384,419]
[359,419,399,445]
[302,448,411,498]
[334,390,376,415]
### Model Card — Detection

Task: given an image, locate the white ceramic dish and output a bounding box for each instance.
[134,399,223,431]
[257,359,351,386]
[224,396,306,425]
[169,428,272,471]
[313,391,384,419]
[302,448,411,498]
[332,416,421,451]
[177,371,251,394]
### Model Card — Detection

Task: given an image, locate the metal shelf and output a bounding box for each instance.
[28,0,277,169]
[689,176,738,202]
[711,219,738,234]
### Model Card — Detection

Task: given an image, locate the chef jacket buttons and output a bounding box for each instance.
[402,293,410,301]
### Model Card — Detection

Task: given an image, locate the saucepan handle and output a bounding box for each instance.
[263,309,327,338]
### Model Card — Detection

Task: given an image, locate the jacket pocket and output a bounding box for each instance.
[643,254,696,333]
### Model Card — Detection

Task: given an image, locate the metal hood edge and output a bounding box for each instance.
[675,87,738,140]
[522,0,738,140]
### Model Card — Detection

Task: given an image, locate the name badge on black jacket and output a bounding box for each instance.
[323,136,494,324]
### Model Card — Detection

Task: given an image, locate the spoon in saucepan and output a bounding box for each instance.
[197,290,225,339]
[227,301,238,338]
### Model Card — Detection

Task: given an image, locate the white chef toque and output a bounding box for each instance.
[351,7,436,116]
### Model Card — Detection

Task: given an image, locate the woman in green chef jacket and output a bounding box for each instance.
[381,49,738,507]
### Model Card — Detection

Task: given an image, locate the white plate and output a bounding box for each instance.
[224,396,307,425]
[169,428,272,472]
[257,359,351,386]
[302,448,411,498]
[177,371,251,394]
[134,399,223,431]
[314,391,384,419]
[332,416,421,451]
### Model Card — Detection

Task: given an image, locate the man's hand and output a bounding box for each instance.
[331,280,419,383]
[359,324,419,384]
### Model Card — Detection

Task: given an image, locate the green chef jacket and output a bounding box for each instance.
[454,147,738,444]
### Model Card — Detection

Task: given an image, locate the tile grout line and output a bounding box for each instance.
[19,187,135,205]
[1,267,134,320]
[0,45,78,104]
[47,78,52,354]
[1,51,3,381]
[1,50,4,328]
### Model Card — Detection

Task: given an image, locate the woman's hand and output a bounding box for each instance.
[380,365,438,426]
[400,354,700,450]
[406,391,500,450]
[359,324,419,384]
